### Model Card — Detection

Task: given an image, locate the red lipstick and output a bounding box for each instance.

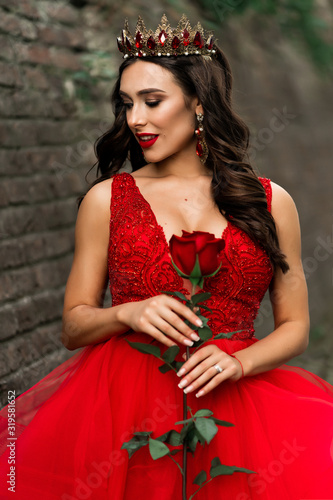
[136,133,159,149]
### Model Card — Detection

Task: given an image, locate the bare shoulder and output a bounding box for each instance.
[270,181,301,247]
[79,177,114,217]
[270,181,299,221]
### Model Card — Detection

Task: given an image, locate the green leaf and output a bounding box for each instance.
[199,316,210,327]
[175,417,195,425]
[186,427,199,454]
[126,341,161,358]
[179,422,194,443]
[158,363,172,374]
[173,361,184,372]
[133,431,152,438]
[159,290,189,302]
[170,449,182,456]
[191,340,204,350]
[195,427,207,446]
[162,345,180,363]
[210,456,221,468]
[214,330,242,339]
[210,464,256,477]
[198,326,213,341]
[194,409,214,417]
[197,304,212,312]
[195,418,218,444]
[148,438,170,460]
[193,470,207,486]
[191,292,211,304]
[156,430,182,447]
[121,438,149,458]
[211,418,234,427]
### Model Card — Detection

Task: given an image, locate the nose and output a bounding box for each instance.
[126,103,147,130]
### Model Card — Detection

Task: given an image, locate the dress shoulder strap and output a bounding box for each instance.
[109,172,135,232]
[258,177,272,213]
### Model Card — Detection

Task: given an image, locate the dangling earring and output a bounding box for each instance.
[195,113,209,164]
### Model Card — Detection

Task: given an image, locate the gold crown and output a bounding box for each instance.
[117,14,217,59]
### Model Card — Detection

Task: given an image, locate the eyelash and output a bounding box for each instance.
[122,101,161,109]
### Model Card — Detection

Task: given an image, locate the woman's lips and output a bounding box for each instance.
[136,134,159,149]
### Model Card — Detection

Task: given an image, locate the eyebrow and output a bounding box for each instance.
[119,88,167,98]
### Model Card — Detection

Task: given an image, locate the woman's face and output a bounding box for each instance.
[119,60,203,164]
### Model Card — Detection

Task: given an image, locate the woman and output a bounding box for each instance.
[0,14,332,500]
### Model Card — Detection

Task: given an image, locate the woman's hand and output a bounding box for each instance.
[176,344,243,398]
[117,294,203,348]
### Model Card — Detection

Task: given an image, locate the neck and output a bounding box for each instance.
[149,148,212,179]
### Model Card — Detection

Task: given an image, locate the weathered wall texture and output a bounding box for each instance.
[0,0,332,407]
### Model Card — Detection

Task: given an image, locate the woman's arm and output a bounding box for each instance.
[61,178,202,351]
[234,182,310,375]
[61,178,129,350]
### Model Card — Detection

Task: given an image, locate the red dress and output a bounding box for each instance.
[0,172,333,499]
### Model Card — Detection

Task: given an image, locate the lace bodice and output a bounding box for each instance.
[108,172,274,340]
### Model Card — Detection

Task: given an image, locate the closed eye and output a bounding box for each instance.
[146,101,160,107]
[122,100,161,110]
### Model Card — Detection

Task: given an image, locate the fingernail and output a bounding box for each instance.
[178,379,187,389]
[196,390,204,398]
[196,319,203,327]
[177,368,185,377]
[183,385,193,394]
[184,339,194,346]
[191,333,200,341]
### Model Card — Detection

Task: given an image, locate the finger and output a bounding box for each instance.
[177,345,217,377]
[143,323,178,348]
[169,298,203,330]
[162,310,201,342]
[153,315,195,347]
[195,371,229,398]
[177,355,221,389]
[182,366,222,394]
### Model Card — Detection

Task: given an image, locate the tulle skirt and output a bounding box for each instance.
[1,331,333,500]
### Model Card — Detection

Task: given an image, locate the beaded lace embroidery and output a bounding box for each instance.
[108,172,273,340]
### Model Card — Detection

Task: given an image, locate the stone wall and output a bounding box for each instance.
[0,0,120,407]
[0,0,332,407]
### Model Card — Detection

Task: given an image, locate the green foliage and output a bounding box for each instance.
[149,438,170,460]
[191,0,333,72]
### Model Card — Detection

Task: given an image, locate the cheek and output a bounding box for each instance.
[164,107,195,141]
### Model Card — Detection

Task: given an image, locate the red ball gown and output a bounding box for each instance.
[0,172,332,499]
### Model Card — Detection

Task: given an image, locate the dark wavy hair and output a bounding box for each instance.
[84,47,289,273]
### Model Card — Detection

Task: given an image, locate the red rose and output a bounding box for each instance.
[169,230,225,278]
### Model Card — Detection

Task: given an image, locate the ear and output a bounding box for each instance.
[195,100,203,116]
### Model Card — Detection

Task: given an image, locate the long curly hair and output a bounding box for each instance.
[84,47,289,273]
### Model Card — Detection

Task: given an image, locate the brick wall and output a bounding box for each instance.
[0,0,121,407]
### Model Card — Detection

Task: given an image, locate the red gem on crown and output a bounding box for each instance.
[135,32,143,49]
[117,14,217,58]
[182,28,190,46]
[193,31,204,49]
[172,36,181,49]
[206,35,214,50]
[158,30,168,46]
[147,36,156,50]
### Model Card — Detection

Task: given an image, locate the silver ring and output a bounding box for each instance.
[213,364,223,374]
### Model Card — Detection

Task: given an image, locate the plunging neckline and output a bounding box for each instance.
[126,172,230,252]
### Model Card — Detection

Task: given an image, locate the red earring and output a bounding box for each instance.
[195,113,209,164]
